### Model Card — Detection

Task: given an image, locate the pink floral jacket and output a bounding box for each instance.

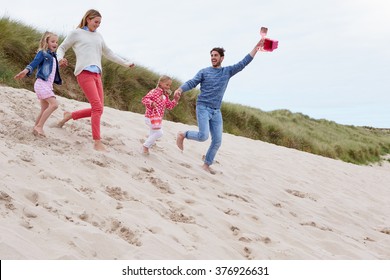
[141,87,178,118]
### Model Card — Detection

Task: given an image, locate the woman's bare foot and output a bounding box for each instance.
[57,111,72,128]
[202,163,217,175]
[176,132,185,151]
[94,140,107,152]
[32,126,46,137]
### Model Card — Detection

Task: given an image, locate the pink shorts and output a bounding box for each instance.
[34,78,56,100]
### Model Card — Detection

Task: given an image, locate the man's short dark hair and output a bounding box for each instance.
[210,47,225,57]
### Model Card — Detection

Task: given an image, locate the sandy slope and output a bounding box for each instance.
[0,85,389,260]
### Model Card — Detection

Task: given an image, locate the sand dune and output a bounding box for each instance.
[0,85,389,260]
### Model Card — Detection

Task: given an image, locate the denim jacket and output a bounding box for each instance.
[26,50,62,85]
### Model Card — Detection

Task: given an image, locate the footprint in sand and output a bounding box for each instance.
[24,191,39,206]
[139,167,155,173]
[169,211,195,224]
[17,150,34,163]
[147,226,163,234]
[250,215,261,222]
[184,199,196,205]
[0,191,16,211]
[103,135,127,151]
[243,239,270,259]
[243,246,254,260]
[109,218,142,246]
[78,211,89,221]
[104,186,139,203]
[230,224,271,259]
[230,225,240,236]
[133,167,174,194]
[105,186,130,201]
[223,192,250,203]
[20,218,33,229]
[179,163,192,169]
[272,202,299,218]
[286,189,317,202]
[223,208,240,216]
[379,228,390,235]
[23,207,37,218]
[300,221,333,231]
[149,177,174,194]
[77,212,142,247]
[77,186,96,200]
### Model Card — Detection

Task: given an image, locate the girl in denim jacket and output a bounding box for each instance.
[14,31,62,137]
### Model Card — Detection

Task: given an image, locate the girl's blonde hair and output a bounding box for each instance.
[157,75,172,87]
[38,31,58,52]
[78,9,102,28]
[157,75,172,94]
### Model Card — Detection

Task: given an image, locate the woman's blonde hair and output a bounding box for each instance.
[78,9,102,28]
[38,31,57,52]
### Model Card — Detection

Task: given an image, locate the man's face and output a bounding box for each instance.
[210,51,224,68]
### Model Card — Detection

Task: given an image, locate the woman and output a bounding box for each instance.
[57,9,134,151]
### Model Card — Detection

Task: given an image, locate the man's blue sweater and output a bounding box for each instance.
[180,54,253,109]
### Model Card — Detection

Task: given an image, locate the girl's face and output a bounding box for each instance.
[160,80,172,92]
[48,36,59,52]
[86,17,101,32]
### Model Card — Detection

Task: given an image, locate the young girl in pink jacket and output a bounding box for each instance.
[141,75,180,154]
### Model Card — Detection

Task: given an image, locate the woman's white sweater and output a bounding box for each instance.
[57,28,132,76]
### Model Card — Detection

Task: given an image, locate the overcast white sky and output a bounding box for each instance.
[2,0,389,128]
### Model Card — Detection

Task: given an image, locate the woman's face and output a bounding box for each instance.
[86,17,101,32]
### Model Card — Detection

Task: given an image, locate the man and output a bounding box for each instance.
[174,39,264,174]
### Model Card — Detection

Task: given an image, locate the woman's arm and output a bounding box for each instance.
[57,30,77,66]
[101,35,134,68]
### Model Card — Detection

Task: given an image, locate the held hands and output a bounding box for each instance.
[174,89,182,100]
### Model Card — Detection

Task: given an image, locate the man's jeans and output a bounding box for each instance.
[185,105,223,166]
